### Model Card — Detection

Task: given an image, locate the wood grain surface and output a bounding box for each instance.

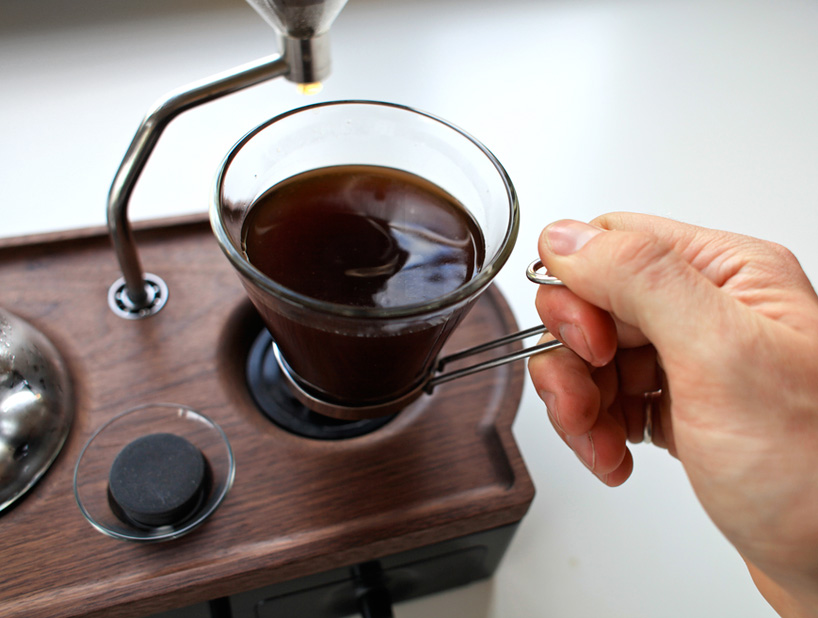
[0,217,534,618]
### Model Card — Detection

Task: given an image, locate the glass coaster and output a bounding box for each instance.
[74,403,234,542]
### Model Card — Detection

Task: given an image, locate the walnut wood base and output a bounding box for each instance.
[0,216,534,618]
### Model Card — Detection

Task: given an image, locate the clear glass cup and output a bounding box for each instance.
[211,101,519,415]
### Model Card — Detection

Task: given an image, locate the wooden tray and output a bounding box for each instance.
[0,216,534,618]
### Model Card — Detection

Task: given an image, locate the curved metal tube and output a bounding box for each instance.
[106,54,290,308]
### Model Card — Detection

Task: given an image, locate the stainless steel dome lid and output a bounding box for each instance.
[1,309,74,513]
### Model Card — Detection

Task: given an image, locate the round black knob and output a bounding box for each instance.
[108,433,209,528]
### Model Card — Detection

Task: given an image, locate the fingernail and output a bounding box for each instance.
[566,432,596,471]
[538,391,562,431]
[558,323,594,364]
[545,220,603,255]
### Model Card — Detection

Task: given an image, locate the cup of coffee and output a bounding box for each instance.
[211,101,519,418]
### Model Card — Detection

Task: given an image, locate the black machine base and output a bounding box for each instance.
[150,522,521,618]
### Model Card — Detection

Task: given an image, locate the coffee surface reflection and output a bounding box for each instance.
[241,164,485,308]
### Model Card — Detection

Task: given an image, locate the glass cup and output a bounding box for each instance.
[211,101,519,418]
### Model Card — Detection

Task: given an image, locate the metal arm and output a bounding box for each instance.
[106,54,290,316]
[426,325,564,391]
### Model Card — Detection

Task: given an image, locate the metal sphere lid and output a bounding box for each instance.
[0,308,74,513]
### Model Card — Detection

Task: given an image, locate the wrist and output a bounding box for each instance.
[746,560,818,618]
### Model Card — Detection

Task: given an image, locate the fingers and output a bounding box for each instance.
[540,387,633,487]
[615,345,660,395]
[537,218,735,361]
[530,212,818,491]
[533,213,720,485]
[590,211,803,284]
[529,341,635,486]
[555,213,818,328]
[533,213,747,360]
[529,330,670,486]
[529,342,600,435]
[534,285,618,366]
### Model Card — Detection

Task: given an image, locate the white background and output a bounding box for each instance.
[3,0,817,616]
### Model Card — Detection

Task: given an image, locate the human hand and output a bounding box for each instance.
[528,213,818,617]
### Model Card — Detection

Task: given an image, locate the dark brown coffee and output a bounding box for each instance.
[242,165,484,308]
[240,164,486,407]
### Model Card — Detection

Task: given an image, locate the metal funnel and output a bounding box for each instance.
[245,0,348,84]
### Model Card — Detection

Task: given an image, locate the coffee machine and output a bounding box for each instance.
[0,2,546,616]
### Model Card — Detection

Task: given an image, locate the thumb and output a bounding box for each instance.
[539,219,735,358]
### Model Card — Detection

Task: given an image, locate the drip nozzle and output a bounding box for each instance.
[244,0,348,85]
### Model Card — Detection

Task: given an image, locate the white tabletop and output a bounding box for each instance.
[3,0,816,616]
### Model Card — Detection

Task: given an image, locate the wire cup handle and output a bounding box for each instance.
[526,259,565,286]
[425,260,566,391]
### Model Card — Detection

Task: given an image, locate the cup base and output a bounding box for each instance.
[246,328,398,436]
[272,342,428,420]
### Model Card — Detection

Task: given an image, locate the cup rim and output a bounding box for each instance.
[210,100,520,319]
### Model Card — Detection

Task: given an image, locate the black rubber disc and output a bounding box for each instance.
[108,433,209,528]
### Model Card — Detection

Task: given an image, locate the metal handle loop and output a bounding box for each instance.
[526,259,566,286]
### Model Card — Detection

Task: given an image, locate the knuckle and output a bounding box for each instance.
[733,236,808,287]
[765,240,800,267]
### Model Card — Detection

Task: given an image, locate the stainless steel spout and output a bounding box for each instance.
[245,0,347,38]
[246,0,347,84]
[106,0,348,317]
